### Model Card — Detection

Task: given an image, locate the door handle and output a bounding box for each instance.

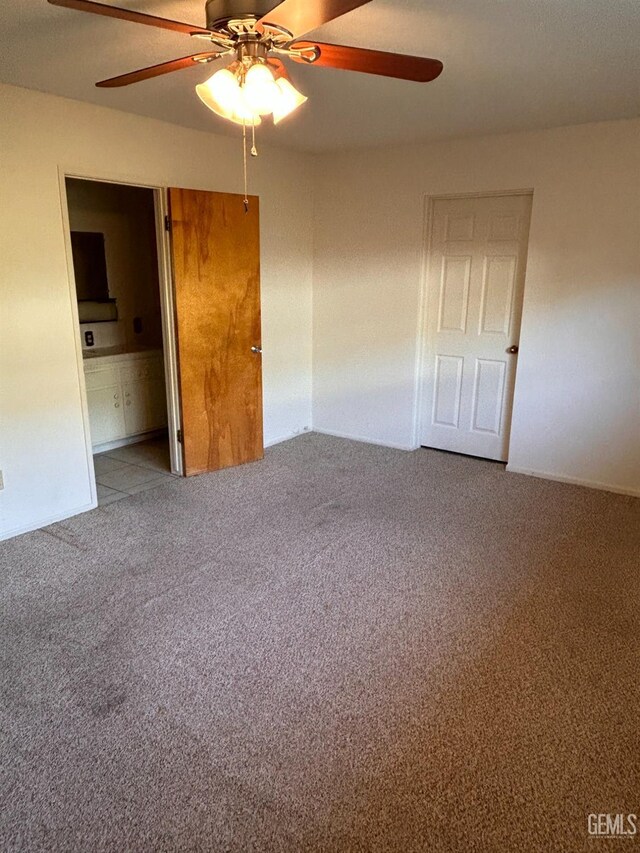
[251,346,262,354]
[507,345,519,355]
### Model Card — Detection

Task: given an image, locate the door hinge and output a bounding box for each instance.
[177,428,182,444]
[165,215,171,233]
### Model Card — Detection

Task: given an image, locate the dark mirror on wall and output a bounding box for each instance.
[71,231,110,301]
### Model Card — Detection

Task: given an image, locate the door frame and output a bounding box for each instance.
[58,168,183,490]
[413,188,534,458]
[154,187,183,476]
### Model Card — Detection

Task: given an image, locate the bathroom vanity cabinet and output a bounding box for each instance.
[83,350,167,451]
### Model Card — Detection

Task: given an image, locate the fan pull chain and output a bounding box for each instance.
[242,119,249,214]
[241,119,259,213]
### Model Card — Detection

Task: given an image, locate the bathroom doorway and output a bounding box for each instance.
[64,177,182,505]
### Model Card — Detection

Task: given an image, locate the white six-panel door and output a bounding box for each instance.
[420,194,532,461]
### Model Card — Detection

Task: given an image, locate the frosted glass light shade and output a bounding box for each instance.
[272,78,308,124]
[242,63,280,116]
[196,68,262,126]
[207,68,240,110]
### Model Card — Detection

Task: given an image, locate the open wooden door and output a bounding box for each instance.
[169,188,263,476]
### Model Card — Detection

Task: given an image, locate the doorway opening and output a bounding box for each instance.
[64,177,181,505]
[418,191,533,463]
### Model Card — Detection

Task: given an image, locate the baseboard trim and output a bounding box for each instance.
[506,465,640,498]
[1,500,98,542]
[264,429,311,449]
[93,429,166,455]
[313,428,417,452]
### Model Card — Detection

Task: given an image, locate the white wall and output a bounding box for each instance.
[0,83,314,540]
[312,119,640,495]
[2,86,638,542]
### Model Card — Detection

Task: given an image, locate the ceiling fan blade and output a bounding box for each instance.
[291,42,444,82]
[258,0,372,39]
[47,0,210,36]
[96,53,222,88]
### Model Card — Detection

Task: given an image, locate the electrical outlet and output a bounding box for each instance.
[0,470,4,490]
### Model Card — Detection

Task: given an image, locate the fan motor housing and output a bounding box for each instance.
[205,0,282,29]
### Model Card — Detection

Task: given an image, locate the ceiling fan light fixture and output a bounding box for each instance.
[196,59,307,126]
[272,77,308,125]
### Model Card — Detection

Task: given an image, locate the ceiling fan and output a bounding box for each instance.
[47,0,444,126]
[48,0,443,208]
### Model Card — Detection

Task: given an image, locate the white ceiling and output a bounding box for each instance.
[1,0,639,152]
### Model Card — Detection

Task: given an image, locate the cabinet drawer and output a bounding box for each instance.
[119,357,165,385]
[84,365,120,391]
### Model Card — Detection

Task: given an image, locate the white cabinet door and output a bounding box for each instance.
[123,377,168,435]
[85,353,167,448]
[86,385,127,446]
[421,194,532,461]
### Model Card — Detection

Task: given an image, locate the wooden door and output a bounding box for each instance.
[169,189,263,476]
[421,194,532,461]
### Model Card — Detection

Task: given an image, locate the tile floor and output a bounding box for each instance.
[94,436,174,506]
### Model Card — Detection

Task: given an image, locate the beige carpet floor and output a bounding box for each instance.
[1,433,638,852]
